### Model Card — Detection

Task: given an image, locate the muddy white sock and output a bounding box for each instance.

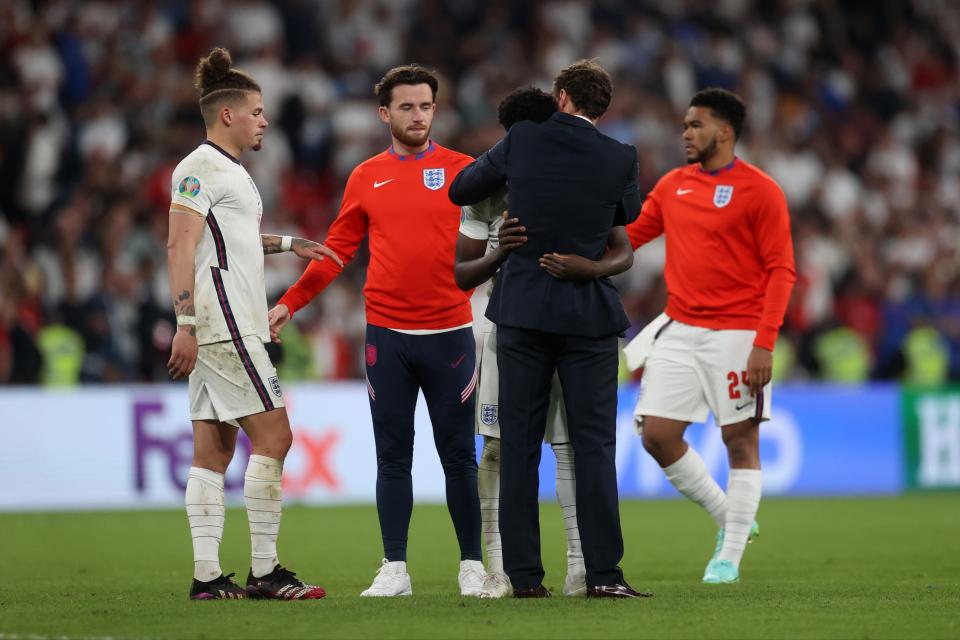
[478,436,503,574]
[245,454,283,578]
[186,466,225,582]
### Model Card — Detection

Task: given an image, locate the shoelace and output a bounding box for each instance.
[463,566,485,580]
[373,566,403,583]
[273,567,304,586]
[216,572,239,586]
[209,572,243,596]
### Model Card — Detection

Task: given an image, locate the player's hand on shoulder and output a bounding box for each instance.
[495,210,527,258]
[538,253,599,282]
[168,326,198,380]
[746,346,773,396]
[267,304,291,344]
[292,238,343,267]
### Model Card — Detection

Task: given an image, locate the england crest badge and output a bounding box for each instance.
[713,185,734,208]
[423,168,445,191]
[268,376,282,398]
[480,404,498,426]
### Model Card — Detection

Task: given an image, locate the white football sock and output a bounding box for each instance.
[245,454,283,578]
[662,446,727,529]
[551,442,584,573]
[186,466,225,582]
[718,469,762,567]
[478,436,503,574]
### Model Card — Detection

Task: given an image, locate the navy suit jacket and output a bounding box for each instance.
[449,112,640,338]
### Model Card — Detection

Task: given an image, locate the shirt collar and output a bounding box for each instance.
[698,157,738,175]
[388,140,436,161]
[202,139,241,165]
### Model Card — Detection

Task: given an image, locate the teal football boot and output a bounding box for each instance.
[702,559,739,584]
[710,521,760,562]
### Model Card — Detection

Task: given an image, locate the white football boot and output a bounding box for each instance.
[479,572,512,598]
[458,560,487,596]
[360,559,412,597]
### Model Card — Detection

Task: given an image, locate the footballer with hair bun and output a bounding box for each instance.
[167,47,337,601]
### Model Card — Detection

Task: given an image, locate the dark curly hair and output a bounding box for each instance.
[193,48,261,126]
[689,88,747,139]
[374,64,439,107]
[552,59,612,120]
[497,87,557,131]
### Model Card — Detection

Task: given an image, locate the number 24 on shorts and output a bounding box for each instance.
[727,371,750,399]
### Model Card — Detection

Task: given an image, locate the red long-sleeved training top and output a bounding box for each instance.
[279,142,475,329]
[627,159,796,351]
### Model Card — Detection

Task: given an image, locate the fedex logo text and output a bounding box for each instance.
[133,399,341,496]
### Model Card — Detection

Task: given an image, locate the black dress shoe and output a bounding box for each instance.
[513,585,552,598]
[586,582,654,598]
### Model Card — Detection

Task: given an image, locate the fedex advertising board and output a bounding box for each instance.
[0,382,905,511]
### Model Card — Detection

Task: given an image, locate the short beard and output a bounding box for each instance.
[391,122,431,149]
[687,135,718,165]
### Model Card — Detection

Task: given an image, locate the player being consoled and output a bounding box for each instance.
[627,88,796,584]
[454,86,634,598]
[450,60,647,599]
[268,65,485,597]
[167,48,338,600]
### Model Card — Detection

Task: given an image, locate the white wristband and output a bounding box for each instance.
[176,315,196,326]
[280,235,293,251]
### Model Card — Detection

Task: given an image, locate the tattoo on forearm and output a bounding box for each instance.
[261,234,284,255]
[173,290,195,316]
[262,234,323,256]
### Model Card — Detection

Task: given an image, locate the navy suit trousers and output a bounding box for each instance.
[496,325,625,589]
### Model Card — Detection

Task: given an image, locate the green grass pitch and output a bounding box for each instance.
[3,495,959,639]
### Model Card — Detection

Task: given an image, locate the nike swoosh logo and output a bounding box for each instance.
[450,353,466,368]
[676,188,693,195]
[374,179,395,188]
[735,401,755,411]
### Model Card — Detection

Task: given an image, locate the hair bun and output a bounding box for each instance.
[195,48,233,93]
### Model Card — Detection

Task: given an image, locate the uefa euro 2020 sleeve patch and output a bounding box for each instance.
[178,176,201,198]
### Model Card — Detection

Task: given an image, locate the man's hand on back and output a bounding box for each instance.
[494,211,527,262]
[538,253,599,282]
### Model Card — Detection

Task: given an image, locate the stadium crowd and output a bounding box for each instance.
[1,0,959,384]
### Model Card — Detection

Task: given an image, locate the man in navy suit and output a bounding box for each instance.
[449,60,649,598]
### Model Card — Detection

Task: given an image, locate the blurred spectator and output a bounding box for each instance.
[1,0,959,384]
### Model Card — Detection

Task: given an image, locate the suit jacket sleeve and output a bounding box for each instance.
[449,135,509,206]
[617,146,641,225]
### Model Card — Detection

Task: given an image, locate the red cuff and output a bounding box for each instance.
[753,326,778,352]
[277,293,298,319]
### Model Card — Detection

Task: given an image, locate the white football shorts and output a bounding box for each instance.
[476,320,569,443]
[634,318,771,433]
[189,335,285,427]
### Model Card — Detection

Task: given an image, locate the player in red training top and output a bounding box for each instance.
[626,88,795,585]
[268,65,484,597]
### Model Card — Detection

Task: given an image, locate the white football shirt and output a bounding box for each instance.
[459,186,508,298]
[170,141,269,346]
